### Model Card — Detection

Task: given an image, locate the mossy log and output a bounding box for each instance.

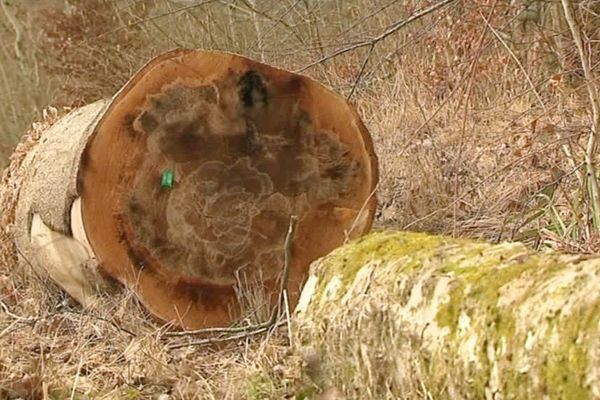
[294,231,600,399]
[2,49,378,329]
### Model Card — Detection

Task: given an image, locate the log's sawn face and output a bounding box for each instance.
[78,50,378,329]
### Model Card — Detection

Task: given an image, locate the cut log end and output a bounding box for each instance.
[77,50,378,329]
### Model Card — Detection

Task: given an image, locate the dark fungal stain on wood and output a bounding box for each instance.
[127,196,143,217]
[282,75,303,94]
[122,112,137,130]
[124,242,146,271]
[76,145,92,194]
[121,72,362,287]
[244,122,261,155]
[114,213,129,244]
[239,70,268,108]
[121,222,158,273]
[137,111,158,134]
[326,163,347,180]
[171,280,236,311]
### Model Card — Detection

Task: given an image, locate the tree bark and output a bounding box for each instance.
[0,101,111,308]
[294,231,600,399]
[1,49,378,330]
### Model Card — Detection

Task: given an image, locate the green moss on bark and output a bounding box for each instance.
[314,231,450,291]
[297,231,600,399]
[540,300,600,399]
[436,281,464,334]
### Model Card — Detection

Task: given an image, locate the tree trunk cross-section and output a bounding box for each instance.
[73,50,378,328]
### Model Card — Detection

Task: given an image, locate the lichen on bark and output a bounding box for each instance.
[294,231,600,399]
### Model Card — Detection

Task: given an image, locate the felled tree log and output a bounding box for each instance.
[3,50,378,329]
[294,231,600,399]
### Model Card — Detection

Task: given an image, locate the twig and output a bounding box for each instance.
[336,0,401,40]
[97,0,219,39]
[282,289,293,348]
[361,16,442,84]
[346,185,379,243]
[70,358,84,400]
[165,216,298,346]
[165,320,267,337]
[560,0,600,228]
[62,310,137,337]
[0,319,21,339]
[509,161,586,239]
[403,131,587,230]
[167,320,286,350]
[231,0,305,47]
[0,0,23,59]
[482,14,546,112]
[0,300,33,321]
[246,0,303,52]
[277,215,297,314]
[296,0,458,73]
[451,0,498,236]
[347,43,375,101]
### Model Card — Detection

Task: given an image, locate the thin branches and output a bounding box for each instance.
[560,0,600,229]
[0,0,23,59]
[296,0,458,73]
[97,0,219,39]
[482,14,546,113]
[347,43,375,100]
[403,131,588,231]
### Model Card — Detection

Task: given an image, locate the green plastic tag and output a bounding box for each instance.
[161,169,174,188]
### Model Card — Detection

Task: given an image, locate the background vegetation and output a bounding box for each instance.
[1,0,600,398]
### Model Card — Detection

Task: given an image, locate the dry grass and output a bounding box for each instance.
[0,275,297,399]
[1,0,600,398]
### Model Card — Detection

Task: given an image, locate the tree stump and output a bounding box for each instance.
[4,50,378,329]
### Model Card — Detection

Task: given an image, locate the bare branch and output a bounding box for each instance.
[560,0,600,228]
[297,0,459,73]
[97,0,219,39]
[347,43,375,101]
[0,0,23,59]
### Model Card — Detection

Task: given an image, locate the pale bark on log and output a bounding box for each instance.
[295,231,600,399]
[11,101,110,305]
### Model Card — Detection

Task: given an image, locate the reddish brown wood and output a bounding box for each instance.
[79,50,378,329]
